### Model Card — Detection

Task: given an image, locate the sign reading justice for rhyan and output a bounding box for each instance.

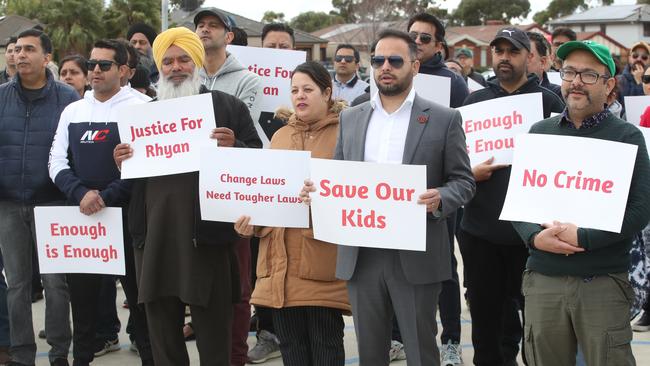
[199,147,310,228]
[34,207,125,275]
[500,134,637,233]
[457,93,543,166]
[117,93,216,179]
[310,159,427,251]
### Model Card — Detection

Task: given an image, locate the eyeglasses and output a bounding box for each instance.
[370,55,413,69]
[335,55,355,63]
[560,68,610,85]
[87,60,119,72]
[632,53,649,61]
[409,32,434,45]
[642,75,650,84]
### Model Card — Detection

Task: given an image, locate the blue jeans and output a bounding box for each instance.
[0,201,71,364]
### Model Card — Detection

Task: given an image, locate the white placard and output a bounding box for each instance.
[458,93,544,166]
[639,126,650,157]
[34,207,125,275]
[547,71,562,86]
[500,134,637,233]
[624,95,650,126]
[467,78,485,92]
[310,159,427,251]
[370,72,451,107]
[117,93,216,179]
[199,147,310,227]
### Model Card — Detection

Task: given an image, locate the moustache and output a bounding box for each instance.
[497,61,513,68]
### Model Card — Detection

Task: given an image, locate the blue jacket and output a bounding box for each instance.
[419,53,469,108]
[617,64,645,109]
[0,69,79,204]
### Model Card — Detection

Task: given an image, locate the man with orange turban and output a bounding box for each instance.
[113,27,262,365]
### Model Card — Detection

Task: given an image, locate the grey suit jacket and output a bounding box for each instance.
[334,94,475,285]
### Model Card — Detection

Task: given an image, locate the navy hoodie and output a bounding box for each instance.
[419,52,469,108]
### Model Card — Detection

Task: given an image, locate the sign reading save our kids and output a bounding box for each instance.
[117,94,216,179]
[500,134,637,233]
[457,93,544,166]
[34,207,125,275]
[310,159,427,251]
[199,147,310,228]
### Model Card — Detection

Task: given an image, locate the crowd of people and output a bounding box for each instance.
[0,6,649,366]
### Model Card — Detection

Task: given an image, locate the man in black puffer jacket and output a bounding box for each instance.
[0,29,78,366]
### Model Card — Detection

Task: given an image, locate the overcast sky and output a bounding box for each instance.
[205,0,639,24]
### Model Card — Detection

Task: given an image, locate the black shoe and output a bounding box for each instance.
[51,358,70,366]
[38,329,46,339]
[31,291,43,303]
[8,362,35,366]
[633,311,650,332]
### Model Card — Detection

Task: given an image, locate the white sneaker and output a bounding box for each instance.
[389,340,407,362]
[440,340,463,365]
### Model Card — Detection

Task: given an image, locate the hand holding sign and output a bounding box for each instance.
[544,221,579,247]
[113,143,132,171]
[472,157,508,182]
[80,190,105,216]
[417,188,441,213]
[300,179,316,205]
[211,127,235,147]
[234,216,254,238]
[533,225,585,255]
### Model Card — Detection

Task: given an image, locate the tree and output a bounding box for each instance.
[103,0,161,39]
[330,0,441,23]
[452,0,530,26]
[533,0,614,26]
[170,0,204,11]
[290,11,342,32]
[3,0,44,19]
[261,11,285,23]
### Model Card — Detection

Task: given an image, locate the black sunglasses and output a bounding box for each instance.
[409,32,434,44]
[87,60,118,72]
[335,55,355,63]
[371,55,412,69]
[643,75,650,84]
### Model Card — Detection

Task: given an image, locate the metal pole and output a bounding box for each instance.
[161,0,169,31]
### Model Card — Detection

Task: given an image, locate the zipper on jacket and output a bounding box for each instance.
[20,105,32,203]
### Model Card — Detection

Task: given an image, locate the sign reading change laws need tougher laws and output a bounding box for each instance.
[199,147,310,228]
[457,93,543,166]
[117,93,216,179]
[500,134,637,233]
[310,159,427,251]
[34,207,125,275]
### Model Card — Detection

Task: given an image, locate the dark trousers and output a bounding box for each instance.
[95,276,120,342]
[145,295,232,366]
[272,306,344,366]
[231,238,251,366]
[392,214,461,344]
[458,230,529,366]
[251,237,274,334]
[67,273,105,365]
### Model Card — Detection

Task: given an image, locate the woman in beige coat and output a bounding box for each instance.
[234,61,350,366]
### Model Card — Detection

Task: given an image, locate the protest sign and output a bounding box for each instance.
[458,93,544,166]
[624,95,650,126]
[34,207,125,275]
[370,72,451,107]
[117,93,216,179]
[199,147,310,227]
[310,159,427,251]
[227,45,307,142]
[547,71,562,86]
[467,78,485,92]
[500,134,637,233]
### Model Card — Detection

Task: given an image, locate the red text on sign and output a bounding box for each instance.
[522,169,614,193]
[341,209,386,229]
[50,222,106,240]
[464,110,523,134]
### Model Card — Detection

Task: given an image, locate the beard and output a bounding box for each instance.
[375,71,412,96]
[157,69,202,100]
[494,61,525,84]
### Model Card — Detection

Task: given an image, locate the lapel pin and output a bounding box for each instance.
[417,114,429,124]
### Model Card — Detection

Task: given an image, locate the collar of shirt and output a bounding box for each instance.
[370,86,416,117]
[334,74,358,87]
[559,108,610,129]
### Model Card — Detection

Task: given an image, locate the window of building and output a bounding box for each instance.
[644,22,650,37]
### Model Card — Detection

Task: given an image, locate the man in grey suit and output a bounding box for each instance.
[301,29,475,366]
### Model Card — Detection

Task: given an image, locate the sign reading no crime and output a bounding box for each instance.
[310,159,427,251]
[500,134,637,233]
[34,207,125,275]
[458,93,544,166]
[199,147,310,228]
[117,93,216,179]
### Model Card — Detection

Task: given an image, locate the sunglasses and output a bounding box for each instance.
[335,55,355,63]
[643,75,650,84]
[371,55,413,69]
[409,32,434,44]
[633,53,649,61]
[87,60,118,72]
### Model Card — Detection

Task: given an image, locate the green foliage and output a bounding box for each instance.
[261,11,285,23]
[103,0,161,39]
[290,11,343,32]
[452,0,530,26]
[170,0,205,11]
[330,0,440,23]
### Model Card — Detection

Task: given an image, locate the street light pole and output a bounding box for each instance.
[161,0,169,31]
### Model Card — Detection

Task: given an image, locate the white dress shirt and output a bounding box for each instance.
[364,87,416,164]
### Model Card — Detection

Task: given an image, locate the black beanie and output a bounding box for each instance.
[127,23,158,46]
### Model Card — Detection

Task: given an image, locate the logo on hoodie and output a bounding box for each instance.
[80,129,110,144]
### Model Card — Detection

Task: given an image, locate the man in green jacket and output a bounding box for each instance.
[513,40,650,366]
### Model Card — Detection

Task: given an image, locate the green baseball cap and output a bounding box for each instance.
[556,40,616,76]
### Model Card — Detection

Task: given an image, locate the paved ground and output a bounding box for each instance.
[30,243,650,365]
